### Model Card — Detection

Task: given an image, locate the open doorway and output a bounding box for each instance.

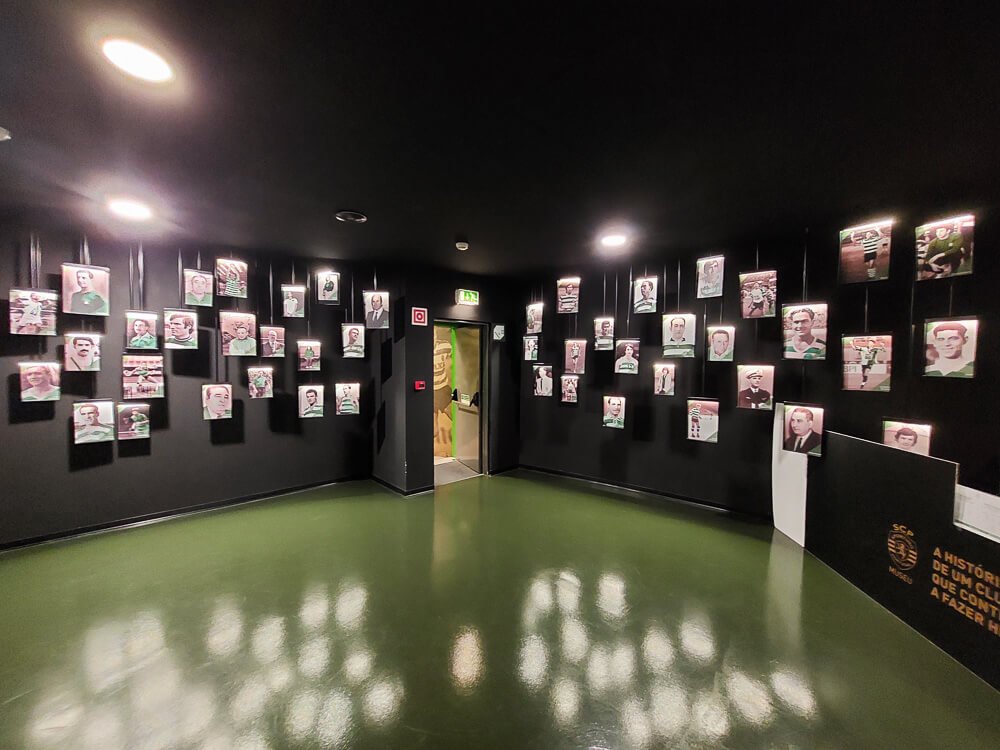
[433,321,487,486]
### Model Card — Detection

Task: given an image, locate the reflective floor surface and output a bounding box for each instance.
[1,470,998,749]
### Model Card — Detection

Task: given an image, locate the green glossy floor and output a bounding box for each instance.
[1,472,998,749]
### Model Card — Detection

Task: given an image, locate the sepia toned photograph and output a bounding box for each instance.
[916,214,974,280]
[64,334,102,372]
[123,355,165,399]
[783,404,824,457]
[126,311,159,350]
[526,302,543,334]
[533,364,554,396]
[298,340,322,371]
[164,309,198,349]
[839,219,892,283]
[739,270,777,318]
[62,263,110,316]
[317,270,340,304]
[564,339,587,374]
[707,325,735,362]
[183,268,214,306]
[215,258,248,298]
[335,383,360,415]
[261,325,286,357]
[19,362,61,402]
[117,403,151,441]
[557,277,581,313]
[736,365,774,410]
[202,383,233,420]
[73,400,115,444]
[363,290,390,329]
[882,420,932,456]
[842,334,892,391]
[594,317,615,351]
[633,276,658,314]
[281,284,306,318]
[696,255,725,299]
[687,399,719,443]
[9,287,58,335]
[523,335,538,361]
[299,385,325,418]
[782,303,828,360]
[561,374,579,403]
[220,311,257,356]
[342,324,365,358]
[661,313,696,358]
[924,318,977,378]
[248,366,274,399]
[603,395,626,429]
[614,338,640,374]
[653,363,675,396]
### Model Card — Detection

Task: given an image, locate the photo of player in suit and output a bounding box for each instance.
[783,404,824,457]
[363,290,390,329]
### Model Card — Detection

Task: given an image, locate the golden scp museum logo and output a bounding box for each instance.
[888,523,918,584]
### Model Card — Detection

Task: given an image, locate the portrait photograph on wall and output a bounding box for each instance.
[363,290,390,329]
[73,400,115,444]
[924,318,978,378]
[653,363,675,396]
[738,270,777,318]
[317,270,340,304]
[661,314,696,358]
[125,311,158,350]
[523,335,538,361]
[783,404,825,457]
[335,383,360,415]
[839,218,893,283]
[19,362,60,402]
[687,399,719,442]
[215,258,248,298]
[706,325,735,362]
[533,364,553,396]
[202,383,233,420]
[882,420,932,456]
[183,268,214,306]
[248,367,274,399]
[564,339,587,374]
[62,263,110,316]
[260,325,286,357]
[842,334,892,391]
[782,303,828,360]
[281,284,306,318]
[219,311,257,356]
[633,276,658,314]
[602,395,626,429]
[526,302,543,334]
[560,374,579,403]
[736,365,774,410]
[9,288,58,335]
[696,255,725,298]
[557,277,581,313]
[342,324,365,358]
[298,340,322,371]
[122,355,165,399]
[164,309,198,349]
[614,338,640,374]
[594,317,615,351]
[116,403,151,441]
[916,214,974,280]
[298,385,325,418]
[64,334,102,372]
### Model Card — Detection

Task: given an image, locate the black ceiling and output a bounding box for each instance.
[2,2,1000,273]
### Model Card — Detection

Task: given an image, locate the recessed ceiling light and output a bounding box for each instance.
[107,196,153,222]
[335,210,368,224]
[0,127,10,142]
[456,241,469,252]
[600,233,628,248]
[101,38,173,83]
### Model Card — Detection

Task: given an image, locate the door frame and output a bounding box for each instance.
[432,318,490,476]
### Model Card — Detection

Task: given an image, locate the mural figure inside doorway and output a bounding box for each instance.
[433,327,454,457]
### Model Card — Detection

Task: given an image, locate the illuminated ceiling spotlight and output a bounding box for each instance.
[600,233,628,248]
[0,126,11,142]
[106,196,153,222]
[335,210,368,224]
[101,38,174,83]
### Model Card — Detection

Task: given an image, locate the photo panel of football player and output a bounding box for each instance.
[561,374,579,403]
[533,364,554,396]
[782,303,827,360]
[633,277,658,314]
[557,277,581,314]
[736,365,774,410]
[526,303,544,334]
[564,339,587,374]
[706,325,735,362]
[687,399,719,443]
[783,404,824,457]
[661,314,696,358]
[696,255,724,299]
[739,270,777,319]
[653,363,675,396]
[842,334,892,391]
[614,338,640,374]
[594,317,615,351]
[923,318,977,378]
[603,395,626,429]
[839,219,892,283]
[916,214,974,280]
[882,420,932,456]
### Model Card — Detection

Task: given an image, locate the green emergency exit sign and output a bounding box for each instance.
[455,288,480,305]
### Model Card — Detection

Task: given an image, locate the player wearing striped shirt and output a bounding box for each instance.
[853,229,884,280]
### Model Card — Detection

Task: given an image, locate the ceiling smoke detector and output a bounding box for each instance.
[335,210,368,224]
